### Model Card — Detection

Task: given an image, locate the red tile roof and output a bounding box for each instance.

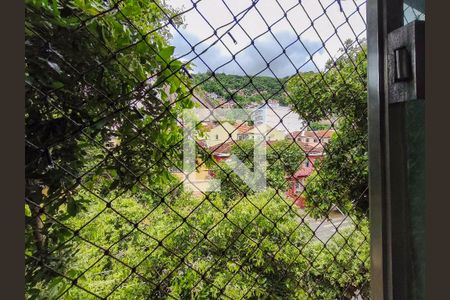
[302,130,335,139]
[286,131,302,139]
[235,123,253,134]
[297,141,324,154]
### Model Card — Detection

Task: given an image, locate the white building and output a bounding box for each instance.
[250,102,306,134]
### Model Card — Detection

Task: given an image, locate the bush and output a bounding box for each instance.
[36,188,369,299]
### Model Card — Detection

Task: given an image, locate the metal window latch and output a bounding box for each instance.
[394,47,412,82]
[387,21,425,104]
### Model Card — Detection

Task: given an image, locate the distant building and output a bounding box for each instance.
[220,101,235,109]
[209,92,219,99]
[286,146,324,208]
[236,124,285,142]
[284,130,334,208]
[208,141,233,162]
[235,123,253,140]
[205,122,239,147]
[286,129,335,144]
[249,102,306,134]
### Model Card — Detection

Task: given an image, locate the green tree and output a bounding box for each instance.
[304,220,370,299]
[287,41,368,219]
[286,41,370,298]
[192,73,289,106]
[308,121,332,131]
[39,188,369,299]
[25,0,193,295]
[207,140,305,201]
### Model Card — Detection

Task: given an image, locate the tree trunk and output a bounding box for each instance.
[31,203,46,258]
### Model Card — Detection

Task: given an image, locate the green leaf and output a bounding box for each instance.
[159,46,175,62]
[67,197,77,216]
[25,204,32,217]
[52,0,60,17]
[50,81,64,89]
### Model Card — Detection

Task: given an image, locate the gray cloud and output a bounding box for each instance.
[170,29,324,77]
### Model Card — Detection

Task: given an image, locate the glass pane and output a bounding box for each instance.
[405,99,425,300]
[400,1,425,297]
[404,0,425,24]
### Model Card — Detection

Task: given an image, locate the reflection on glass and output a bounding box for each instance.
[404,2,425,25]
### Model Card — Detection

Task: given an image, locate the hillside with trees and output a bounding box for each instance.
[193,72,289,106]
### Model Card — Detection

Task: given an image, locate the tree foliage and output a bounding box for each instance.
[286,41,370,298]
[35,189,369,299]
[207,140,305,201]
[287,40,368,218]
[25,0,193,294]
[308,121,332,131]
[193,73,289,106]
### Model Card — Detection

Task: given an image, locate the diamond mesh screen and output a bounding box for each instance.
[25,0,370,299]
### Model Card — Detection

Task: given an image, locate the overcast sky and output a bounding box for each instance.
[167,0,367,77]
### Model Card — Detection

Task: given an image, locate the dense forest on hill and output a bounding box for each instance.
[193,72,289,106]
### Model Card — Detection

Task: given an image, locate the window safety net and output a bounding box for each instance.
[25,0,375,299]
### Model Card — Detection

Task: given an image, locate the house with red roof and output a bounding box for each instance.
[285,131,332,208]
[286,129,335,144]
[236,123,253,140]
[286,149,324,208]
[208,141,233,162]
